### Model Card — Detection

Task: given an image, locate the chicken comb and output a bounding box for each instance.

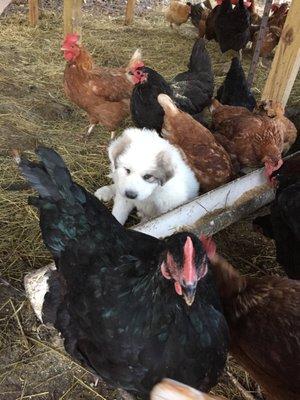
[182,237,196,284]
[64,33,80,45]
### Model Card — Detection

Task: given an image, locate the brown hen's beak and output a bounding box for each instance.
[61,46,68,51]
[182,284,196,306]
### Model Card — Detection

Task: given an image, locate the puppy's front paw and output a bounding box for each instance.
[94,186,114,202]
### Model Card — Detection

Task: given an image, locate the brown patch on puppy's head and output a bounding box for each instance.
[154,151,175,186]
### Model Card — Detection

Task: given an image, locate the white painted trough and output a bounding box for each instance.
[24,152,299,321]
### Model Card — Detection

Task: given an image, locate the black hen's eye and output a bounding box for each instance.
[143,174,153,181]
[125,168,131,175]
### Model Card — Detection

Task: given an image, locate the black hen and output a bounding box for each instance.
[253,154,300,280]
[18,147,229,398]
[130,38,213,133]
[215,0,250,53]
[216,57,256,111]
[187,2,204,28]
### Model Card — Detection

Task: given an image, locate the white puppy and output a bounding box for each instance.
[95,128,199,225]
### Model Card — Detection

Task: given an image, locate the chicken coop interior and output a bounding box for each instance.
[0,0,299,399]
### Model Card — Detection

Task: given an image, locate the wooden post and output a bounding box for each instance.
[262,0,300,106]
[63,0,83,38]
[28,0,39,27]
[247,0,273,88]
[125,0,136,25]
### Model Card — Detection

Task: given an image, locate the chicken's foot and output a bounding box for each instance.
[78,124,96,141]
[110,131,116,140]
[259,57,270,69]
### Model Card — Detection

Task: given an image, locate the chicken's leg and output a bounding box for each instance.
[77,124,96,141]
[259,57,269,69]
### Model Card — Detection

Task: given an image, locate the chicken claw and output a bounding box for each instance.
[76,124,96,142]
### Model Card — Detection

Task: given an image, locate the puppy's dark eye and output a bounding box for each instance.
[143,174,153,181]
[125,168,131,175]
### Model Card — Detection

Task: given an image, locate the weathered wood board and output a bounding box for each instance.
[262,0,300,106]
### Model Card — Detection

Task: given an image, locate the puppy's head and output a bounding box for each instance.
[108,128,175,201]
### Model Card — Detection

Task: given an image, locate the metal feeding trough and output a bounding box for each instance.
[24,151,299,321]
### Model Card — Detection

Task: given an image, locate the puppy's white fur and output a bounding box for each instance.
[95,128,199,225]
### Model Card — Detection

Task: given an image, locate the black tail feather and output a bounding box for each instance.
[188,38,211,74]
[19,157,62,201]
[18,147,74,204]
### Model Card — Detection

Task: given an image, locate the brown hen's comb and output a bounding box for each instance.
[64,33,79,45]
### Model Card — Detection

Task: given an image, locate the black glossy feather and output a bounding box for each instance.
[216,57,256,111]
[130,68,173,132]
[188,2,204,28]
[18,147,229,397]
[130,39,213,132]
[171,38,214,114]
[270,181,300,279]
[254,155,300,280]
[215,0,250,53]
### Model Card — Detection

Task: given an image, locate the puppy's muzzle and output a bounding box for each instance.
[125,190,137,199]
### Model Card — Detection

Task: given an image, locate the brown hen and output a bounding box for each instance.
[165,0,191,28]
[252,3,289,67]
[211,99,297,179]
[269,2,289,29]
[61,33,141,139]
[200,235,300,400]
[158,94,235,192]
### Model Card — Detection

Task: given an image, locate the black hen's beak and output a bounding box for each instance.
[182,284,196,306]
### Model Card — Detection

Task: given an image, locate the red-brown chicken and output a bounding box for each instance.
[61,33,142,139]
[200,235,300,400]
[252,2,289,66]
[211,99,297,179]
[165,0,191,28]
[269,2,289,29]
[158,94,235,192]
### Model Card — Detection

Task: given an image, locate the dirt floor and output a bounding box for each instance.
[0,2,299,400]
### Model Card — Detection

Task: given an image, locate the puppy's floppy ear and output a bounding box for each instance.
[155,151,174,186]
[108,134,131,170]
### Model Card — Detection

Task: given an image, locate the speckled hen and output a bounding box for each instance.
[158,94,235,192]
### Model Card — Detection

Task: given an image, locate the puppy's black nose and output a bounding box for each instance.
[125,190,137,199]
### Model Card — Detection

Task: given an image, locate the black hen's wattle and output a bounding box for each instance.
[216,57,256,111]
[19,147,229,398]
